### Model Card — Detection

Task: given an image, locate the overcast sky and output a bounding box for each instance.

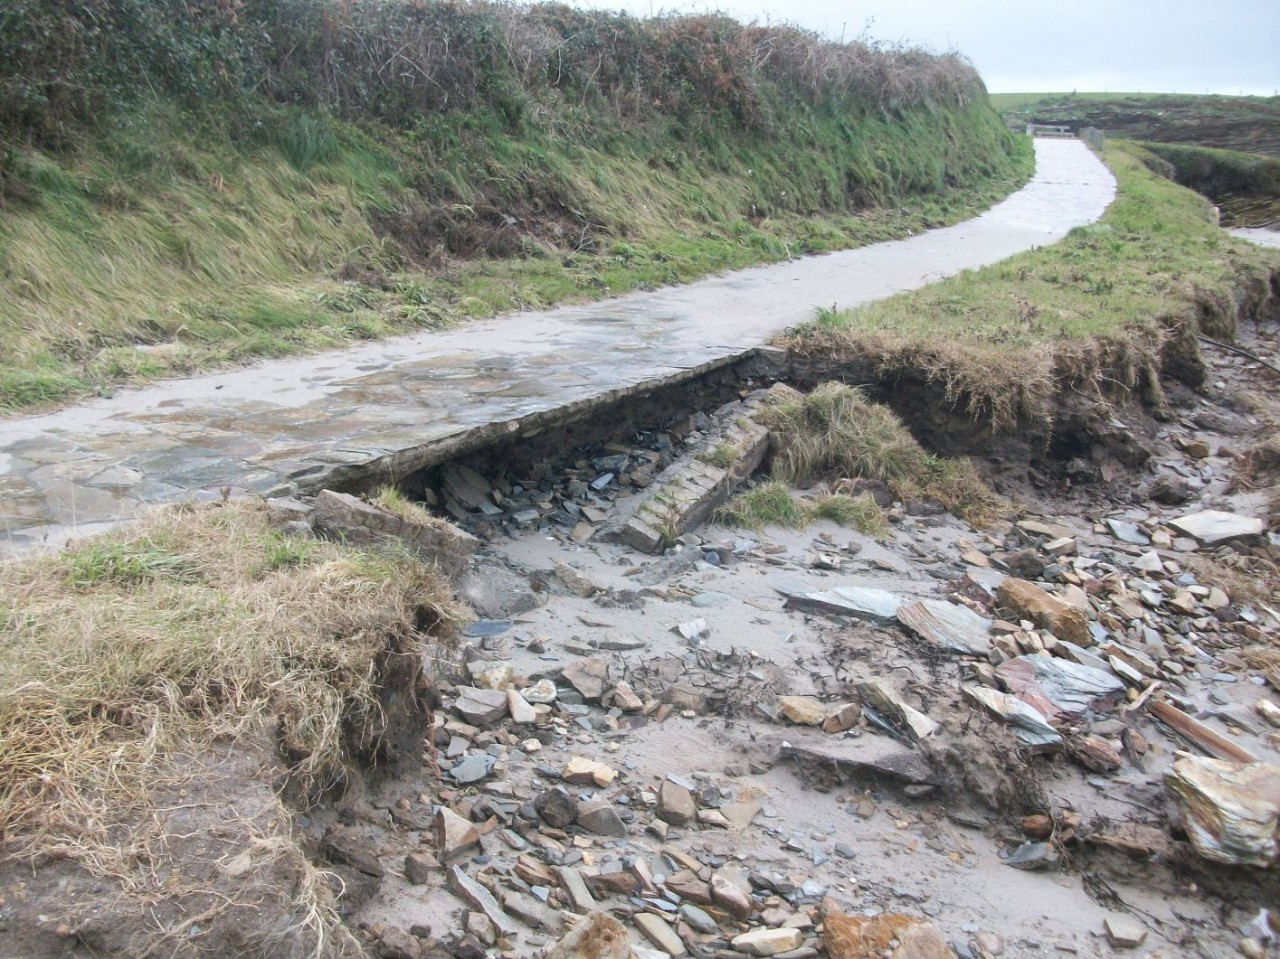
[578,0,1279,95]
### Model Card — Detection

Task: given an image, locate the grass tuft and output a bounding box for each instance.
[756,382,1002,525]
[810,492,890,536]
[716,481,811,531]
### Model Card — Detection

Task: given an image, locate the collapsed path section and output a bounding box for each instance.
[0,140,1114,556]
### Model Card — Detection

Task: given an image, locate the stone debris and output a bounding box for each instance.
[731,926,805,955]
[824,912,950,959]
[356,364,1280,959]
[1102,915,1148,949]
[996,578,1091,647]
[1164,756,1280,867]
[545,911,629,959]
[995,654,1126,722]
[633,912,686,955]
[435,807,481,861]
[856,679,939,743]
[777,695,827,726]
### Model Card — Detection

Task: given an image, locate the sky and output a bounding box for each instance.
[577,0,1279,95]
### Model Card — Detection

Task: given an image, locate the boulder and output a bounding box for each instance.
[1164,756,1280,867]
[996,579,1090,647]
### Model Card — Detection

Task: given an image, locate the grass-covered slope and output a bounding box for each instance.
[784,141,1280,433]
[0,1,1029,412]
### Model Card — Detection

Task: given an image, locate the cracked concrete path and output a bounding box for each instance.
[0,139,1114,556]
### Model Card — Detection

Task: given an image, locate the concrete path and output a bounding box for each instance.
[1231,227,1280,249]
[0,139,1114,555]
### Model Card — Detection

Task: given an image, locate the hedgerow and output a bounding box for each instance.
[0,0,986,145]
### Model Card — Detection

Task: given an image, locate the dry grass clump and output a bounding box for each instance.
[1187,552,1280,609]
[758,382,1003,525]
[1232,435,1280,490]
[0,501,462,862]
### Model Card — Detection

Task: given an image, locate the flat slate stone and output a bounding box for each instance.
[1106,519,1151,546]
[779,586,903,625]
[996,654,1125,722]
[897,599,992,655]
[1169,509,1264,547]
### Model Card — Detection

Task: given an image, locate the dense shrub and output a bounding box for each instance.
[0,0,986,144]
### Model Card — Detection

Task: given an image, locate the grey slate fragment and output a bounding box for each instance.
[448,865,518,937]
[897,599,992,655]
[1170,509,1264,547]
[1106,519,1151,546]
[779,586,904,625]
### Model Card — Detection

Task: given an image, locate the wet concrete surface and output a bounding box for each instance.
[1231,226,1280,249]
[0,140,1114,556]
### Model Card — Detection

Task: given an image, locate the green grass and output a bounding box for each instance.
[756,383,1001,525]
[810,492,890,536]
[783,141,1280,431]
[716,480,813,531]
[0,97,1031,412]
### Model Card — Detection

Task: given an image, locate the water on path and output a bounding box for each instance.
[0,140,1115,555]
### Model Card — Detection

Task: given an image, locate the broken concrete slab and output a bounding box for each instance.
[779,586,903,625]
[612,385,792,553]
[995,654,1126,722]
[897,599,992,656]
[1169,509,1264,547]
[1164,756,1280,867]
[961,685,1062,752]
[312,489,478,577]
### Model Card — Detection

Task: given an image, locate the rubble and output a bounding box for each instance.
[328,349,1280,959]
[824,913,950,959]
[961,686,1062,752]
[1169,509,1265,546]
[897,599,993,656]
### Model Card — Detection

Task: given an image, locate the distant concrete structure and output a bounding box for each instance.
[1026,123,1073,138]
